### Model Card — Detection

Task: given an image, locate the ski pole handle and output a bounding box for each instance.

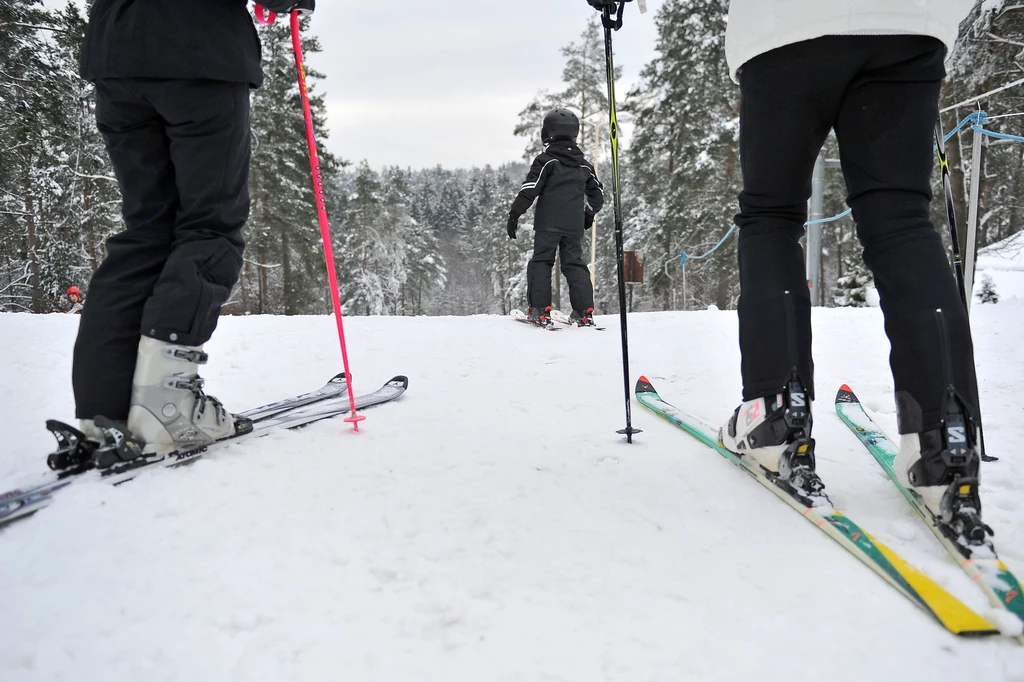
[254,4,277,24]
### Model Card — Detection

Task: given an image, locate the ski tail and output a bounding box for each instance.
[636,376,1000,638]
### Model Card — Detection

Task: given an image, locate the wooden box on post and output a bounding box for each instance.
[623,251,644,283]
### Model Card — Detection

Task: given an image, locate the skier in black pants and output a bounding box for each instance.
[73,0,313,462]
[717,0,986,537]
[508,109,605,327]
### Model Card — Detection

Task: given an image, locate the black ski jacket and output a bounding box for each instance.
[80,0,300,88]
[510,141,604,235]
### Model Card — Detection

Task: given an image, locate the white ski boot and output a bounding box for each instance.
[894,411,989,544]
[127,336,244,452]
[719,377,824,500]
[720,394,793,471]
[719,378,811,470]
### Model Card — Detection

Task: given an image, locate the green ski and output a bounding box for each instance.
[835,384,1024,642]
[636,376,998,637]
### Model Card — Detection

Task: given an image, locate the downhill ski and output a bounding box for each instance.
[635,375,999,637]
[835,384,1024,641]
[0,374,408,528]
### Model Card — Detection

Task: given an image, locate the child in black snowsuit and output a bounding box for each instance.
[507,108,605,326]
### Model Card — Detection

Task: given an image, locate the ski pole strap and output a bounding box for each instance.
[254,4,277,24]
[601,2,625,30]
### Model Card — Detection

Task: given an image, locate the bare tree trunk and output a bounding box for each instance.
[24,184,41,312]
[1007,148,1024,244]
[84,176,98,272]
[837,223,844,281]
[257,243,267,315]
[947,123,970,251]
[241,258,252,314]
[506,243,513,314]
[554,254,561,310]
[716,270,730,310]
[281,231,291,315]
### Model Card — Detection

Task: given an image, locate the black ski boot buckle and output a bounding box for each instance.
[777,438,828,502]
[91,416,149,472]
[940,477,992,546]
[778,438,816,479]
[233,416,254,436]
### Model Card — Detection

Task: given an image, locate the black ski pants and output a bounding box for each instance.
[73,78,250,420]
[736,35,979,434]
[527,229,594,312]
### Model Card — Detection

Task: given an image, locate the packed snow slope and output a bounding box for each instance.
[1,307,1023,682]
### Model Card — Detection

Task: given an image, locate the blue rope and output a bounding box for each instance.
[679,224,736,265]
[679,207,854,265]
[805,208,852,226]
[938,112,985,147]
[972,125,1024,143]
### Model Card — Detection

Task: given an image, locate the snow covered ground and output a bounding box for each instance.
[1,307,1023,681]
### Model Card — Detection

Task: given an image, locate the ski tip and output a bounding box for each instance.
[386,375,409,389]
[835,384,859,404]
[330,372,348,384]
[635,376,656,394]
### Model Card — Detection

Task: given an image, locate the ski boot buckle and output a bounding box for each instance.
[939,477,992,546]
[777,438,827,500]
[91,417,150,472]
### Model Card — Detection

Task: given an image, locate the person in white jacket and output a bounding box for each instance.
[717,1,989,542]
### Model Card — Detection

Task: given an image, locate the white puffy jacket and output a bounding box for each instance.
[725,0,977,82]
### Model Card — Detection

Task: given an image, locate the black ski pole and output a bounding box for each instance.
[935,116,996,462]
[598,1,641,443]
[934,117,968,311]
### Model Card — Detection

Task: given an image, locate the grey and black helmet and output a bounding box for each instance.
[541,108,580,144]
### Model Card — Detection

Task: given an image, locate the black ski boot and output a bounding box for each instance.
[569,307,596,327]
[527,305,553,326]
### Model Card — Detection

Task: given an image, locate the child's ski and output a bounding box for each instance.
[510,309,561,330]
[549,309,606,330]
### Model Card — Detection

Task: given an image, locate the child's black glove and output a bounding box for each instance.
[585,212,595,230]
[507,213,520,240]
[586,0,631,8]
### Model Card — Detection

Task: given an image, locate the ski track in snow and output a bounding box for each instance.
[0,308,1022,681]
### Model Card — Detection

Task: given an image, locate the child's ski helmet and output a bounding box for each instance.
[541,108,580,144]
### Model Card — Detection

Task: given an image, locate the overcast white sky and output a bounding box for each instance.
[47,0,665,170]
[305,0,664,169]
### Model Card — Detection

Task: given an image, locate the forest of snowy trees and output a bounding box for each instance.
[2,0,1023,316]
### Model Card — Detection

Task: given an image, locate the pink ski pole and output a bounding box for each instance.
[256,6,364,429]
